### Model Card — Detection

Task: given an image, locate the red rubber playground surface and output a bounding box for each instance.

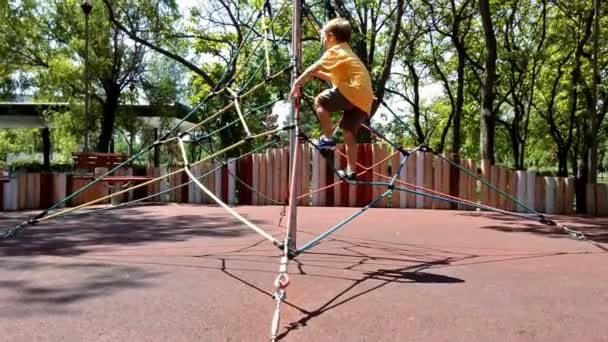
[1,204,607,341]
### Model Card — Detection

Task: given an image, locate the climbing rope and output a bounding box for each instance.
[270,246,290,341]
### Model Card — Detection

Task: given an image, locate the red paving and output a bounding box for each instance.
[1,204,607,341]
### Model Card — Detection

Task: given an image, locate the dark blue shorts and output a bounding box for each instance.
[316,88,369,134]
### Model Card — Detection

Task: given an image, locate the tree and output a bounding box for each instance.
[495,0,548,170]
[424,0,475,154]
[478,0,498,164]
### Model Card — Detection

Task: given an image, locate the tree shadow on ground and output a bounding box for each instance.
[1,211,596,332]
[456,212,608,244]
[0,259,162,318]
[0,203,271,257]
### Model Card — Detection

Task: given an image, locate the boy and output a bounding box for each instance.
[289,18,374,181]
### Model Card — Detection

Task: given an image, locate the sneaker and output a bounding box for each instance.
[337,169,356,181]
[315,136,336,151]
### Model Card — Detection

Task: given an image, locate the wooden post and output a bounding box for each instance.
[159,166,169,203]
[347,145,357,207]
[564,177,575,214]
[26,173,41,210]
[251,155,259,205]
[279,148,288,204]
[423,152,433,209]
[0,176,4,211]
[52,172,67,209]
[265,150,274,205]
[312,148,321,206]
[153,128,160,167]
[207,162,216,203]
[4,173,18,210]
[188,165,197,203]
[497,167,507,210]
[392,149,404,208]
[489,165,499,209]
[259,154,267,205]
[433,155,443,209]
[586,184,597,216]
[507,170,517,212]
[467,160,477,210]
[458,160,468,210]
[17,171,26,210]
[300,145,311,206]
[480,160,491,208]
[228,158,237,205]
[199,163,208,204]
[535,175,545,213]
[441,155,451,209]
[319,149,328,206]
[597,184,608,216]
[372,144,388,207]
[544,177,556,214]
[415,151,425,209]
[406,151,417,208]
[516,171,526,212]
[555,177,566,214]
[334,145,343,207]
[526,171,536,212]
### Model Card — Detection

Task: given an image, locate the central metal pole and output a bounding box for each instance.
[287,0,302,251]
[81,0,93,152]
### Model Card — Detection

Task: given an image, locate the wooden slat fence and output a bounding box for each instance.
[2,143,603,215]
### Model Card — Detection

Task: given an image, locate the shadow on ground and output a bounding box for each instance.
[0,259,162,318]
[457,212,608,244]
[1,207,600,331]
[0,204,270,257]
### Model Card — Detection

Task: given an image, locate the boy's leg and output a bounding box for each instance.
[315,88,346,150]
[343,129,357,172]
[339,108,368,179]
[315,100,334,138]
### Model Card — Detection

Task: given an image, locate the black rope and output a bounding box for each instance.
[198,98,284,142]
[240,28,293,91]
[201,131,286,206]
[379,99,419,143]
[20,138,285,224]
[297,131,393,187]
[301,117,607,252]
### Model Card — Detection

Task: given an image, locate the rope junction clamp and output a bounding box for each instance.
[270,255,290,341]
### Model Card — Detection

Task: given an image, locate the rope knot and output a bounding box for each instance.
[273,256,290,289]
[274,273,290,289]
[538,215,557,226]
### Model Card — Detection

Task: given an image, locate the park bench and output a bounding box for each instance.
[71,152,152,206]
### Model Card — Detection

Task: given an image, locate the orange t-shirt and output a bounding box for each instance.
[315,43,374,114]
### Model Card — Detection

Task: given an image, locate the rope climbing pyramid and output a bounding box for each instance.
[1,1,605,341]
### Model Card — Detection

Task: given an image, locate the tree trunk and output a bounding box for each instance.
[570,150,578,180]
[478,0,497,164]
[97,90,120,152]
[41,128,51,170]
[509,128,521,169]
[452,49,465,154]
[573,9,595,213]
[588,0,600,184]
[576,148,589,213]
[557,149,568,177]
[517,142,525,170]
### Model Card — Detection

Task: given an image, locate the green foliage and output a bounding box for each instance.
[1,0,607,179]
[7,160,73,173]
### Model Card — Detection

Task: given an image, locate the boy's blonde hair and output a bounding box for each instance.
[322,18,351,43]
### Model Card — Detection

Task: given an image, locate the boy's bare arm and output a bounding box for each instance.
[294,62,322,86]
[313,70,331,82]
[290,61,329,97]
